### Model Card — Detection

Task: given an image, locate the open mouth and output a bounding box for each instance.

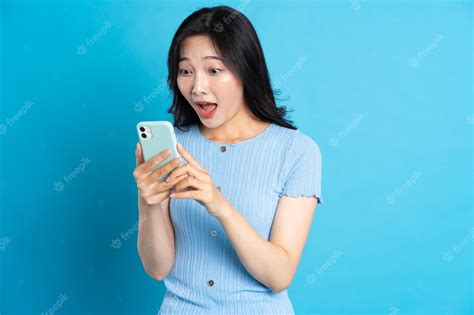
[195,102,218,118]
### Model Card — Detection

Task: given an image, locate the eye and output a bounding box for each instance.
[209,68,222,75]
[178,69,191,76]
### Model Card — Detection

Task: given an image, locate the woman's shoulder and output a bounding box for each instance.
[173,124,196,134]
[170,124,198,147]
[272,124,322,155]
[173,124,198,139]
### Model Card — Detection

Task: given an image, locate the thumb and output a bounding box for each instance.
[135,142,144,166]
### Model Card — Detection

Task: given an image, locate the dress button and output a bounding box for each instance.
[210,230,217,237]
[208,280,214,286]
[220,146,226,152]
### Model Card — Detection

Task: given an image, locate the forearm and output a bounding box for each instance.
[137,198,175,280]
[216,203,292,292]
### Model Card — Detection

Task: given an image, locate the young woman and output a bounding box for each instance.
[133,5,323,314]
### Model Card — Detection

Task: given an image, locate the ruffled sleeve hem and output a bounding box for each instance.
[279,192,324,204]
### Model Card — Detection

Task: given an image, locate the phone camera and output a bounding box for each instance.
[139,126,145,132]
[141,133,147,138]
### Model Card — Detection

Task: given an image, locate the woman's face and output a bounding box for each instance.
[177,35,247,128]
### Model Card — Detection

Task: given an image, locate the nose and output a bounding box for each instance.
[191,72,208,96]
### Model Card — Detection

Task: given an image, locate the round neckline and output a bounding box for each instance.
[196,122,274,147]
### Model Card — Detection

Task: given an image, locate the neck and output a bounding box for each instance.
[199,107,270,144]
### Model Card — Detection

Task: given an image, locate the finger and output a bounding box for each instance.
[136,142,145,166]
[143,157,183,186]
[176,143,206,172]
[166,163,208,183]
[170,189,200,200]
[137,149,172,176]
[173,176,205,193]
[141,172,189,196]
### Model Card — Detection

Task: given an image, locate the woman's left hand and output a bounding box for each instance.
[167,143,231,218]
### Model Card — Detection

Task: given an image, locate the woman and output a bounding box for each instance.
[133,5,323,314]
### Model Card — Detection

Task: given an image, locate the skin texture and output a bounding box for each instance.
[135,35,318,292]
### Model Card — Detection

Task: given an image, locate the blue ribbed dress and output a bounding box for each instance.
[158,122,323,314]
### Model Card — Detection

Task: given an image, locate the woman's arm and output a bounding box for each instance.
[133,142,184,281]
[217,195,318,293]
[137,196,175,280]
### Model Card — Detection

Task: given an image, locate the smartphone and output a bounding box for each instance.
[136,121,183,182]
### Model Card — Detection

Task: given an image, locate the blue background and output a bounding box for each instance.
[0,0,472,314]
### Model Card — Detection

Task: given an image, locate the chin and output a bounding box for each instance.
[200,119,220,129]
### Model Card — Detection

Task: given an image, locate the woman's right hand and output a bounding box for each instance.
[133,142,188,207]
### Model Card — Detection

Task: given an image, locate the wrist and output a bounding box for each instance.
[138,196,162,216]
[215,202,235,223]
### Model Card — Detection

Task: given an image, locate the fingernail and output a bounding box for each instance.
[177,143,182,149]
[170,193,174,198]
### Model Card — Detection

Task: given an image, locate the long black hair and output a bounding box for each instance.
[166,5,297,131]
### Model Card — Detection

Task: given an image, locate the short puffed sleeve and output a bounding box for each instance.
[278,131,323,203]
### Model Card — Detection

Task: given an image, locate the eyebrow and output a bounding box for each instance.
[178,55,223,63]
